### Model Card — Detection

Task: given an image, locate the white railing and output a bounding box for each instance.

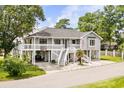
[18,44,65,50]
[70,44,80,49]
[18,44,80,50]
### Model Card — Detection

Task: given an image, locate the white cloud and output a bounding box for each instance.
[56,5,103,28]
[38,5,104,28]
[37,17,55,28]
[47,17,55,27]
[56,6,81,28]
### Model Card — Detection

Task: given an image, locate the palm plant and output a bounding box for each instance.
[76,49,84,65]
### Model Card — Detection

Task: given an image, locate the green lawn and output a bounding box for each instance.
[100,56,122,62]
[0,56,46,81]
[0,56,3,61]
[75,76,124,88]
[0,64,46,81]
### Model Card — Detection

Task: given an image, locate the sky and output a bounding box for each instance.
[37,5,104,28]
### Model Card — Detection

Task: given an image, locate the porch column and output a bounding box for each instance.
[32,50,36,65]
[32,37,36,65]
[67,54,69,63]
[73,52,76,63]
[98,50,100,60]
[48,51,50,63]
[105,49,108,56]
[20,50,23,59]
[51,38,54,60]
[89,50,91,61]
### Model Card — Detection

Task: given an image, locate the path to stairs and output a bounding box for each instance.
[0,61,124,88]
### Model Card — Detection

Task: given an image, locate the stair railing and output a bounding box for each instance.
[58,48,64,65]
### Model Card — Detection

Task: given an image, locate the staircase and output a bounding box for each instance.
[58,48,69,66]
[82,55,92,63]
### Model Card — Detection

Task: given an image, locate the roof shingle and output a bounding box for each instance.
[28,28,90,38]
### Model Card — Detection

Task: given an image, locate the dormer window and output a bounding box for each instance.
[88,37,95,47]
[89,39,95,47]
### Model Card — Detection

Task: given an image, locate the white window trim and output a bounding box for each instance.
[89,38,95,47]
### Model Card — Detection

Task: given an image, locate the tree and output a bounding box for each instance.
[115,5,124,31]
[76,49,84,65]
[101,5,118,47]
[78,12,97,32]
[0,5,45,57]
[55,18,70,29]
[114,6,124,46]
[115,31,124,46]
[78,5,119,48]
[78,11,107,42]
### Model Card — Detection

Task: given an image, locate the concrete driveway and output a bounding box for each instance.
[0,62,124,88]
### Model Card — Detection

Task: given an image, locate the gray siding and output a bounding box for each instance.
[81,33,101,50]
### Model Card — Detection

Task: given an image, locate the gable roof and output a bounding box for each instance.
[27,27,102,39]
[81,31,103,40]
[28,28,90,38]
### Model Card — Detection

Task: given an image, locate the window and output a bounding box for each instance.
[90,39,95,46]
[54,39,61,44]
[72,39,80,44]
[72,40,76,44]
[39,39,47,44]
[77,39,80,44]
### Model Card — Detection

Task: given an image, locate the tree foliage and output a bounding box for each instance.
[78,5,124,47]
[0,5,45,57]
[55,18,70,29]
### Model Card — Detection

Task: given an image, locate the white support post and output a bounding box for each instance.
[121,52,124,60]
[98,50,100,60]
[32,37,36,65]
[48,51,50,63]
[67,54,69,63]
[105,49,108,56]
[89,50,91,61]
[20,50,23,59]
[52,38,53,49]
[113,50,115,57]
[73,52,76,63]
[32,50,36,65]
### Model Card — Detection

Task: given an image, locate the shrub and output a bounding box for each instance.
[22,54,30,63]
[0,60,4,71]
[3,56,26,76]
[51,60,56,64]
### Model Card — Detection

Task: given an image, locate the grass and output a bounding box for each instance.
[100,56,122,62]
[0,64,46,81]
[0,56,46,81]
[75,76,124,88]
[0,56,3,61]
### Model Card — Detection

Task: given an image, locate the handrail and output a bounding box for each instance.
[58,48,64,65]
[63,48,69,65]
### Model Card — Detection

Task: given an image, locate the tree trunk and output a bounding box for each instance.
[109,41,112,50]
[79,57,82,65]
[3,49,8,58]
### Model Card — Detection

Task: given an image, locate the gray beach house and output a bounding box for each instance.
[13,28,102,66]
